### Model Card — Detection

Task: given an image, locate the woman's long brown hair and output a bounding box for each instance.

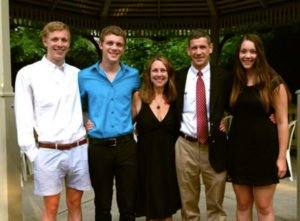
[230,34,290,112]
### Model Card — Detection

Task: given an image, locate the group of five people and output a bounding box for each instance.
[14,21,290,221]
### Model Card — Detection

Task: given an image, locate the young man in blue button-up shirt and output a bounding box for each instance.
[78,25,140,221]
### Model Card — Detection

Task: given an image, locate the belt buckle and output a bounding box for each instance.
[108,138,117,147]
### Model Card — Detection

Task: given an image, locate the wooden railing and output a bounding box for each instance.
[9,1,300,37]
[221,2,300,34]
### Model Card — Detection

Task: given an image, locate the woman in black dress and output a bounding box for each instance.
[132,55,181,221]
[227,34,291,221]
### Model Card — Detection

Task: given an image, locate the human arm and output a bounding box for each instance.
[131,91,142,122]
[14,70,38,162]
[272,84,289,178]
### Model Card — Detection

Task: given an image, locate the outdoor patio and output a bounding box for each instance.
[22,155,297,221]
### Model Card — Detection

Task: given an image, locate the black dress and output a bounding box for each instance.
[135,102,181,219]
[228,85,281,186]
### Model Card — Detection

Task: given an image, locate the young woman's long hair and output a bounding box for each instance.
[230,34,290,112]
[140,55,177,104]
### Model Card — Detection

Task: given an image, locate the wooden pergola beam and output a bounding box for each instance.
[100,0,111,17]
[258,0,268,8]
[207,0,217,16]
[9,1,300,37]
[50,0,61,11]
[157,0,161,18]
[207,0,219,63]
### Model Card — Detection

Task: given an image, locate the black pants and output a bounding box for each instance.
[88,136,137,221]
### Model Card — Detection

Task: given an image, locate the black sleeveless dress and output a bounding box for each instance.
[135,102,181,219]
[228,85,281,186]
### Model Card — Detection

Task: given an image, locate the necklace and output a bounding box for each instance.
[154,94,164,110]
[155,99,163,110]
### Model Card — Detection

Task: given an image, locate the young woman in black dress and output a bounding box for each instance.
[227,34,291,221]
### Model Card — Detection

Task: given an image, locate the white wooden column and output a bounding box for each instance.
[0,0,22,220]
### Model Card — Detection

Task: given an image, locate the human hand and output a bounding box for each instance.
[85,119,94,131]
[269,113,276,124]
[219,118,226,132]
[277,158,287,178]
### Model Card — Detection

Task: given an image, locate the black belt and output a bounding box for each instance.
[179,131,198,142]
[89,134,133,147]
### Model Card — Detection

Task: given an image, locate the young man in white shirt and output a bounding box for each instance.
[14,21,90,221]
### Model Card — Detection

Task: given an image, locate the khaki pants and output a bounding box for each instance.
[175,136,227,221]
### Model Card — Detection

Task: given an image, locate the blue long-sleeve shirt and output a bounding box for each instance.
[78,62,140,138]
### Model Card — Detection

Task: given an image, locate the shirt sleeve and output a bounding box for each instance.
[14,69,39,162]
[134,70,141,91]
[78,71,88,112]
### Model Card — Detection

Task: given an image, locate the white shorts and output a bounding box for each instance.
[32,143,91,196]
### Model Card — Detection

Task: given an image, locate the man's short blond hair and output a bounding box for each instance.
[40,21,70,39]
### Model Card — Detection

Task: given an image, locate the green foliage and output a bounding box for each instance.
[219,35,241,69]
[122,37,190,73]
[122,38,154,72]
[10,27,98,69]
[66,35,98,69]
[11,27,274,74]
[10,27,44,63]
[164,38,190,70]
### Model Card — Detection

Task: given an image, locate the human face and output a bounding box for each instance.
[187,37,213,70]
[150,60,168,89]
[99,34,125,64]
[43,30,70,66]
[239,40,257,70]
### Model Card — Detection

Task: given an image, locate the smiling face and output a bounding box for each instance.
[43,30,70,66]
[187,37,213,70]
[99,34,125,64]
[150,60,169,89]
[239,39,257,70]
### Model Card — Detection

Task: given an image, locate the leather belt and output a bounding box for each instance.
[179,131,198,142]
[89,134,133,147]
[38,138,87,150]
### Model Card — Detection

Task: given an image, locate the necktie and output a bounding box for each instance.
[196,71,208,144]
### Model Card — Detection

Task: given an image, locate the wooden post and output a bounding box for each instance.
[0,0,22,220]
[210,15,220,66]
[296,89,300,220]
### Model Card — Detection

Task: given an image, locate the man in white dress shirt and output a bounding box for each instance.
[175,29,232,221]
[14,21,90,221]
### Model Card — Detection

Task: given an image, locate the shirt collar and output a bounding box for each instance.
[42,55,66,72]
[191,62,210,77]
[94,61,123,75]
